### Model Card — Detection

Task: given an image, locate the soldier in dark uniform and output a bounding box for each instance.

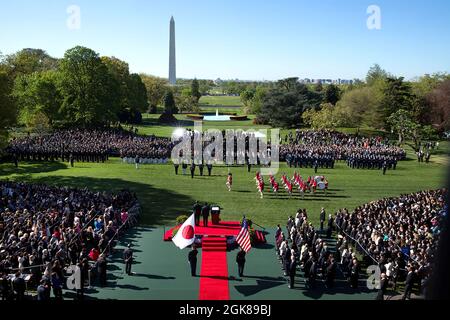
[382,161,388,175]
[199,163,204,176]
[13,154,18,168]
[188,246,198,277]
[190,162,196,179]
[69,153,74,168]
[174,162,180,175]
[123,244,133,275]
[206,163,213,176]
[236,249,246,277]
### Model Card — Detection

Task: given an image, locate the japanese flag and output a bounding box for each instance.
[172,214,196,250]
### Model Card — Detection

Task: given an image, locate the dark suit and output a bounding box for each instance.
[13,277,26,301]
[97,257,107,287]
[123,248,133,275]
[201,205,210,227]
[190,164,196,179]
[376,278,389,300]
[288,260,297,289]
[236,251,246,277]
[326,261,337,288]
[403,271,415,300]
[188,249,198,276]
[350,264,360,288]
[193,203,202,226]
[320,211,326,231]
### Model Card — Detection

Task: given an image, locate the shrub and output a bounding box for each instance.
[176,215,189,225]
[159,113,178,124]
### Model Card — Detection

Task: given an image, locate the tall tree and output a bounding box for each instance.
[380,77,414,128]
[140,74,169,113]
[336,86,383,129]
[277,77,299,91]
[324,84,341,105]
[12,70,61,127]
[0,71,17,150]
[58,46,120,126]
[127,73,149,113]
[426,79,450,131]
[191,78,202,103]
[163,90,178,114]
[257,82,322,127]
[3,48,58,79]
[366,63,388,86]
[314,81,323,93]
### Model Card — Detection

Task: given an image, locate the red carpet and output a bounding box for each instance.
[199,237,230,300]
[164,221,241,241]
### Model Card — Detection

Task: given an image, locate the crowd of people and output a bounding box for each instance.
[280,130,406,171]
[6,129,174,165]
[275,209,342,290]
[0,180,139,300]
[334,189,447,299]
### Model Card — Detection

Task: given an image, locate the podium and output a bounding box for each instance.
[211,206,221,225]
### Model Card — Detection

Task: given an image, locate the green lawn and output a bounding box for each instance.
[1,151,447,228]
[199,95,243,107]
[2,117,448,228]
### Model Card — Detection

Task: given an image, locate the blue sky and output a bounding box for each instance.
[0,0,449,80]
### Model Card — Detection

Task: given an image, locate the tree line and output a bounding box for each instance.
[242,64,449,148]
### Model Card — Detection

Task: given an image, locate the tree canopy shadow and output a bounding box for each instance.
[0,162,68,178]
[234,276,287,296]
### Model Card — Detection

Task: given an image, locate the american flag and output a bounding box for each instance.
[236,219,252,253]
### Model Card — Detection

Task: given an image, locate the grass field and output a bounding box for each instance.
[0,151,447,228]
[2,117,448,228]
[199,95,243,107]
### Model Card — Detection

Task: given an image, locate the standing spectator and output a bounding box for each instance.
[403,266,416,300]
[320,208,326,232]
[13,272,26,301]
[376,273,389,300]
[97,254,108,287]
[37,279,50,301]
[123,244,134,276]
[350,258,360,289]
[325,257,337,288]
[288,251,297,289]
[51,272,63,300]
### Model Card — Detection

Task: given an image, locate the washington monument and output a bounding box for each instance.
[169,16,176,85]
